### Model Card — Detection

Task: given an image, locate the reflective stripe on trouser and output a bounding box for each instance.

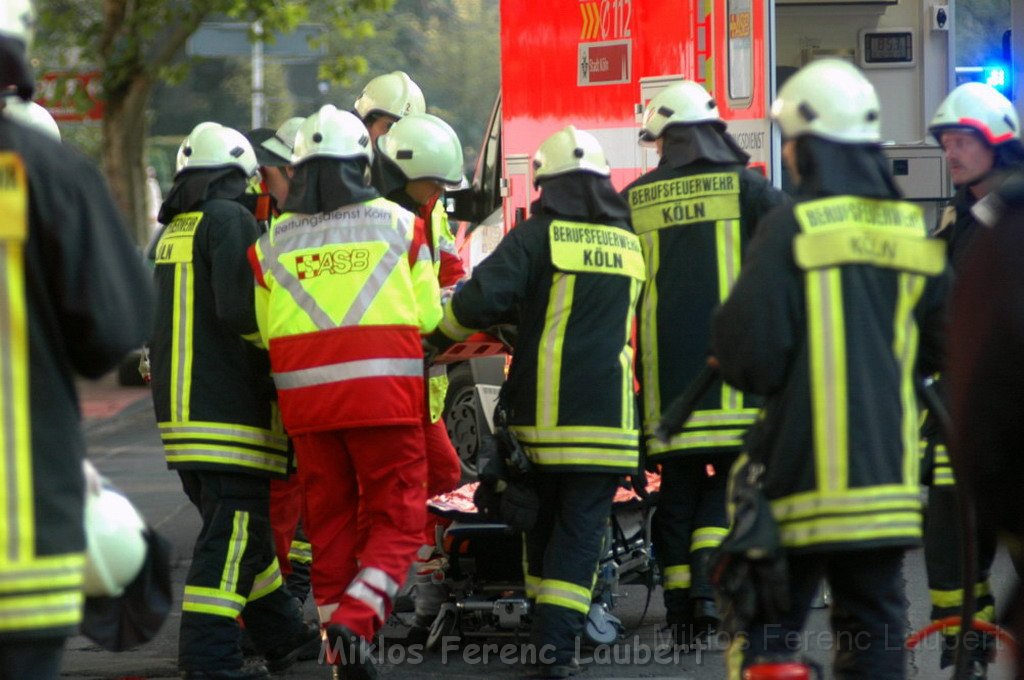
[176,470,303,672]
[295,425,426,642]
[924,481,997,637]
[525,472,619,666]
[653,455,733,619]
[730,548,908,680]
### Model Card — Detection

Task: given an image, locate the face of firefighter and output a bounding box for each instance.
[407,178,443,206]
[367,114,399,145]
[939,129,995,193]
[260,165,293,206]
[782,139,800,185]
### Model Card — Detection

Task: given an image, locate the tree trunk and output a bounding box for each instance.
[101,75,153,246]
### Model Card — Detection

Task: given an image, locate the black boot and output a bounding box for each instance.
[325,624,378,680]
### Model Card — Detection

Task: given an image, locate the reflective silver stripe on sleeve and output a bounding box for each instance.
[274,358,423,390]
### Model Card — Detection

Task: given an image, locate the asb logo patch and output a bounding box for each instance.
[295,249,371,280]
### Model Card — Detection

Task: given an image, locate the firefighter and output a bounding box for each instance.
[352,70,427,195]
[249,104,440,680]
[710,59,950,678]
[622,80,787,646]
[0,2,152,677]
[377,112,467,641]
[244,116,304,218]
[427,126,644,679]
[151,122,319,680]
[921,82,1024,677]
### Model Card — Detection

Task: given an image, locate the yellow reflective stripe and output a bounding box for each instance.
[934,469,956,486]
[639,232,662,431]
[894,273,926,486]
[691,526,729,551]
[536,273,574,427]
[0,589,83,631]
[716,218,744,411]
[288,540,312,565]
[512,425,638,444]
[935,445,949,465]
[807,267,848,492]
[930,582,992,609]
[183,585,247,618]
[775,511,921,547]
[159,421,288,450]
[438,301,477,341]
[164,444,289,474]
[770,487,921,520]
[537,579,591,614]
[249,560,283,601]
[793,227,945,275]
[220,511,249,595]
[621,279,639,430]
[0,554,85,593]
[171,263,195,421]
[629,173,741,234]
[647,429,747,455]
[663,565,691,590]
[682,409,760,426]
[548,221,646,280]
[726,632,747,680]
[526,448,638,468]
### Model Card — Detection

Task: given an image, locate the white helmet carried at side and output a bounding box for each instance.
[82,461,148,598]
[4,100,59,140]
[532,125,611,187]
[292,104,373,166]
[377,113,466,188]
[928,82,1020,146]
[639,80,721,144]
[176,122,259,178]
[771,59,881,144]
[352,71,426,121]
[0,0,33,46]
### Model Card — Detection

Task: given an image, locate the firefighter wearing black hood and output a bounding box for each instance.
[0,2,153,677]
[428,127,644,679]
[150,123,318,680]
[921,82,1024,678]
[621,81,786,646]
[711,59,951,678]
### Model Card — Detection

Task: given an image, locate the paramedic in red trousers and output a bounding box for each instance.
[921,82,1024,678]
[427,127,644,679]
[151,123,320,680]
[0,2,152,677]
[711,59,950,679]
[352,70,426,196]
[621,81,786,647]
[377,112,467,640]
[249,104,441,680]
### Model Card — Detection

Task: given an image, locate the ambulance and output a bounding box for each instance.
[444,0,957,475]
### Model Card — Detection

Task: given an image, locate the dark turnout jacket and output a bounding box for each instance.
[0,117,152,639]
[712,138,951,554]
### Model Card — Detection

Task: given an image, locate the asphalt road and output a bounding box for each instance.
[60,374,1019,679]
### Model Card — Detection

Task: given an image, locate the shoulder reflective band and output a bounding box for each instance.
[0,152,31,563]
[154,212,203,264]
[548,221,646,280]
[793,227,946,275]
[628,173,741,234]
[795,195,925,233]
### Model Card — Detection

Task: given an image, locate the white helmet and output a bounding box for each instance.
[4,100,59,139]
[261,116,305,160]
[82,461,147,598]
[928,82,1020,146]
[0,0,33,45]
[353,71,426,121]
[176,122,259,178]
[532,125,611,187]
[771,59,881,144]
[639,81,721,144]
[292,104,373,166]
[377,113,466,188]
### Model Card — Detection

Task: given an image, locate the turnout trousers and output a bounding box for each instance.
[524,472,620,666]
[177,470,308,672]
[652,454,734,623]
[295,425,427,642]
[728,547,908,680]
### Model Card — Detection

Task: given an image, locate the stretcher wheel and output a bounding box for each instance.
[584,603,623,645]
[426,603,459,650]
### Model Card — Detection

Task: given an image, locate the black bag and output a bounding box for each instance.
[712,457,789,637]
[79,527,174,652]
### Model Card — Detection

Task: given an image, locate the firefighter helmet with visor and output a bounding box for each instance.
[353,71,426,121]
[377,113,467,188]
[771,59,881,144]
[532,125,611,187]
[928,82,1020,147]
[291,104,373,166]
[639,80,721,144]
[176,122,259,178]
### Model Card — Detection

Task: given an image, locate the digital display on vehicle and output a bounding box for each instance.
[863,31,913,63]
